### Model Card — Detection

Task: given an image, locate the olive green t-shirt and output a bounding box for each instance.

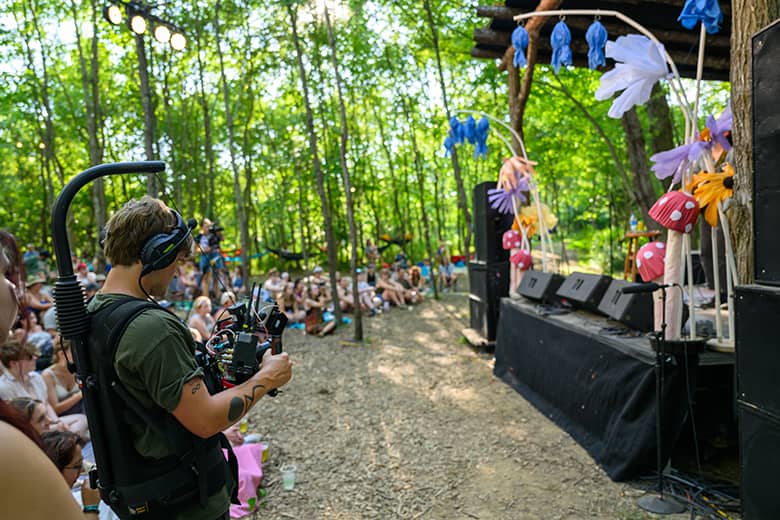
[88,293,231,520]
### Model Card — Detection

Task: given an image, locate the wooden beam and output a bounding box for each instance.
[473,27,511,47]
[471,47,505,60]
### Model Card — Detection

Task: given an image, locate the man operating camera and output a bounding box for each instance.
[198,218,226,297]
[88,196,292,519]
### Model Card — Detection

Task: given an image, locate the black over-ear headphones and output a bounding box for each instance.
[139,211,194,277]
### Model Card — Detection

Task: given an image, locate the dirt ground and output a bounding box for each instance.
[247,292,695,520]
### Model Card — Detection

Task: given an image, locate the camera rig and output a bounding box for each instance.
[198,283,287,391]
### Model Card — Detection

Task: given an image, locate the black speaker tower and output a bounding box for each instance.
[473,181,513,264]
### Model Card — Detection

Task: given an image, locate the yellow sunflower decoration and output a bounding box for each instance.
[512,203,558,238]
[685,163,734,227]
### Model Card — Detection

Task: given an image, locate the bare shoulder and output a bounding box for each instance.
[0,422,84,519]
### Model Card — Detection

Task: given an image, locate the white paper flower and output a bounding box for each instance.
[595,35,670,119]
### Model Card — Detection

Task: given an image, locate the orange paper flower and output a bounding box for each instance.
[686,163,734,227]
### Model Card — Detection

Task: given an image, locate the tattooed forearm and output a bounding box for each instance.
[226,384,267,422]
[228,397,244,422]
[191,383,201,395]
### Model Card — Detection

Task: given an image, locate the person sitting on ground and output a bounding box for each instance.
[280,282,305,323]
[9,396,57,435]
[396,268,422,304]
[409,265,428,295]
[0,340,89,439]
[75,263,95,288]
[41,430,86,489]
[212,291,236,322]
[23,274,52,321]
[42,339,84,417]
[304,285,336,337]
[366,263,377,287]
[375,269,405,309]
[439,256,458,292]
[337,277,355,313]
[311,266,331,299]
[261,268,284,302]
[231,266,245,296]
[188,295,215,342]
[356,270,379,316]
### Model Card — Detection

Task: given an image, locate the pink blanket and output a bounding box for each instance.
[224,443,264,518]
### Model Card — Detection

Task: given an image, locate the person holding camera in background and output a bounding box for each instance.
[87,197,292,519]
[197,218,226,298]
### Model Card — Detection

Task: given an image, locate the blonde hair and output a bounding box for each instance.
[194,296,211,310]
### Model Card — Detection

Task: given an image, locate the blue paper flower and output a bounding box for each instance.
[650,104,732,182]
[449,117,464,145]
[512,25,529,68]
[488,174,530,215]
[678,0,723,34]
[585,20,608,70]
[464,115,477,145]
[594,35,669,119]
[443,135,454,157]
[550,20,573,74]
[474,117,489,159]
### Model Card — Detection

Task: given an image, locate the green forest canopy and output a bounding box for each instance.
[0,0,729,275]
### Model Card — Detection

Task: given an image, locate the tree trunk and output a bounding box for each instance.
[422,0,472,259]
[646,83,676,155]
[504,0,563,146]
[134,34,157,195]
[287,4,341,318]
[195,16,217,219]
[71,0,107,269]
[214,0,251,278]
[621,108,659,228]
[323,5,361,341]
[729,0,778,284]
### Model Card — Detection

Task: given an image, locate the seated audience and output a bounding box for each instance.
[304,285,336,337]
[42,339,84,416]
[212,291,236,322]
[337,277,355,313]
[188,296,215,341]
[0,340,89,439]
[261,268,284,302]
[376,269,405,309]
[9,396,56,434]
[356,270,379,316]
[439,257,458,292]
[281,283,305,323]
[396,269,422,304]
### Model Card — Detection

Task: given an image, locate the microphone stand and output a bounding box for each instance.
[638,285,685,514]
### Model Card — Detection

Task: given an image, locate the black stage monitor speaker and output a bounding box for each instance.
[738,404,780,520]
[753,19,780,286]
[473,181,514,263]
[556,272,612,314]
[517,270,565,304]
[736,284,780,519]
[736,285,780,418]
[468,261,510,341]
[597,280,653,332]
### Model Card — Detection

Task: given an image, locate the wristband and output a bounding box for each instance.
[83,504,99,513]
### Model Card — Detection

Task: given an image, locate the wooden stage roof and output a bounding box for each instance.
[472,0,731,81]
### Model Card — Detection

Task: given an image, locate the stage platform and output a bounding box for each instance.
[494,297,734,481]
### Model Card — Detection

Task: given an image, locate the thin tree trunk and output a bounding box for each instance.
[214,0,250,278]
[287,4,341,319]
[621,108,659,227]
[134,34,157,195]
[323,6,361,340]
[729,0,777,284]
[195,17,217,218]
[422,0,472,259]
[646,83,675,156]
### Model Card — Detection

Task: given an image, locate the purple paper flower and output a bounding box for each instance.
[650,104,732,182]
[512,25,529,68]
[585,20,608,70]
[550,20,572,74]
[595,35,669,119]
[488,173,529,215]
[679,0,723,34]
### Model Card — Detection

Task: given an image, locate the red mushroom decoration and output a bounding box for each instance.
[510,249,533,271]
[636,241,666,281]
[648,191,700,233]
[502,229,522,250]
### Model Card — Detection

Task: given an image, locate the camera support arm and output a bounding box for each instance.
[51,161,165,498]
